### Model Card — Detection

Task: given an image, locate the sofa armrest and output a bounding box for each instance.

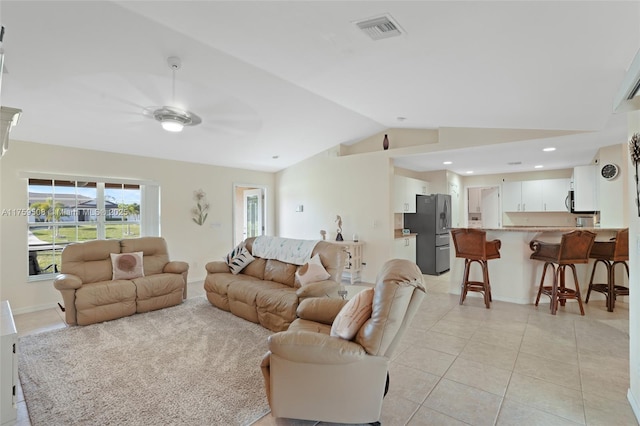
[206,261,230,274]
[268,330,366,364]
[296,297,347,325]
[164,261,189,274]
[53,273,83,290]
[296,280,340,299]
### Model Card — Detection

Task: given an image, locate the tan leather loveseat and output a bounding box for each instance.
[204,237,346,332]
[54,237,189,326]
[260,259,425,424]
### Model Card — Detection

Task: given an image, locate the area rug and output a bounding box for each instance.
[18,297,273,426]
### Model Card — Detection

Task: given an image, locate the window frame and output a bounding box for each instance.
[25,173,159,281]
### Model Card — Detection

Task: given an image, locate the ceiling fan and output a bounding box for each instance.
[142,56,201,133]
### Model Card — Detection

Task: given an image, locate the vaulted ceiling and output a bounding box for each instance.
[2,1,639,174]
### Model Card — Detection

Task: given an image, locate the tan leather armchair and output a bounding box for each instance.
[260,259,425,424]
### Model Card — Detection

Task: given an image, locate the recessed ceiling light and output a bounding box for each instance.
[543,147,556,152]
[443,161,452,165]
[465,171,474,174]
[534,165,544,169]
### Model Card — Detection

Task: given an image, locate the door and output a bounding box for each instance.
[243,189,263,240]
[481,187,500,228]
[234,185,266,245]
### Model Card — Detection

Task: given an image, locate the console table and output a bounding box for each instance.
[1,300,17,425]
[331,241,364,284]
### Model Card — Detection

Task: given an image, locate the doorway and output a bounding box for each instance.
[233,184,266,245]
[466,186,500,228]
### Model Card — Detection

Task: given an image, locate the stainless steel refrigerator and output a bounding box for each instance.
[404,194,451,275]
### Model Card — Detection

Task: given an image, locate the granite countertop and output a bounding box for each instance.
[394,230,418,239]
[481,226,625,232]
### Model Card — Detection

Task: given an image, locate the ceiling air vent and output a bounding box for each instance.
[355,14,403,40]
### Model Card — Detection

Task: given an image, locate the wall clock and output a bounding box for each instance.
[601,163,619,180]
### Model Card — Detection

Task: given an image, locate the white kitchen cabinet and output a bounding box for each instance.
[502,181,524,212]
[1,301,17,426]
[521,180,543,212]
[394,176,429,213]
[393,237,416,263]
[503,179,570,212]
[573,165,599,211]
[541,178,571,211]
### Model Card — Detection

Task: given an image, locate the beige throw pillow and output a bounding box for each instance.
[111,252,144,280]
[296,254,331,286]
[330,288,374,340]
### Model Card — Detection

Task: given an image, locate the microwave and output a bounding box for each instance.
[565,190,598,214]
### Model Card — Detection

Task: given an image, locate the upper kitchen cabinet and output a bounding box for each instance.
[541,179,571,211]
[502,178,571,212]
[394,175,429,213]
[502,181,542,211]
[573,165,599,212]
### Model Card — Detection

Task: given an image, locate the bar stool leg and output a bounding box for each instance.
[568,264,585,315]
[586,259,607,304]
[482,260,490,309]
[551,265,561,315]
[535,262,553,307]
[460,258,471,305]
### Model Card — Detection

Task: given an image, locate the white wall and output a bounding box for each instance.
[0,141,275,313]
[276,149,394,283]
[627,111,640,421]
[598,144,629,228]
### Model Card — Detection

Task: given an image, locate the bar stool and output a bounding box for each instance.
[450,228,501,309]
[585,228,629,312]
[530,230,596,315]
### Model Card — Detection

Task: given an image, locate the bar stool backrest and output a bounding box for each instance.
[451,228,500,261]
[613,228,629,261]
[557,230,596,265]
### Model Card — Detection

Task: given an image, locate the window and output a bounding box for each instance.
[27,178,151,279]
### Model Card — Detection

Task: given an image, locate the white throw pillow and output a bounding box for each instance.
[330,288,374,340]
[228,247,255,275]
[296,254,331,286]
[111,252,145,280]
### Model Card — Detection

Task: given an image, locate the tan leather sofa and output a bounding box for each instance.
[54,237,189,326]
[204,237,346,332]
[260,259,425,424]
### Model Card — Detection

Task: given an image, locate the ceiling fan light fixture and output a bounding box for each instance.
[143,56,202,133]
[161,117,184,132]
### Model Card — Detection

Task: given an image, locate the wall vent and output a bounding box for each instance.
[354,14,403,40]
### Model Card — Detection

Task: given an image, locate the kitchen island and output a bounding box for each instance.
[449,227,626,305]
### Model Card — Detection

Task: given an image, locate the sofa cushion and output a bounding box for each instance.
[264,259,296,287]
[61,239,121,284]
[121,237,170,276]
[75,280,137,325]
[256,288,299,332]
[133,273,184,313]
[331,288,374,340]
[111,252,144,280]
[229,247,255,274]
[296,254,330,286]
[242,257,266,280]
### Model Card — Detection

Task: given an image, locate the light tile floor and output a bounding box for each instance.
[12,277,639,426]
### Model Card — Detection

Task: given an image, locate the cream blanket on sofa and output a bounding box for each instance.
[251,236,319,265]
